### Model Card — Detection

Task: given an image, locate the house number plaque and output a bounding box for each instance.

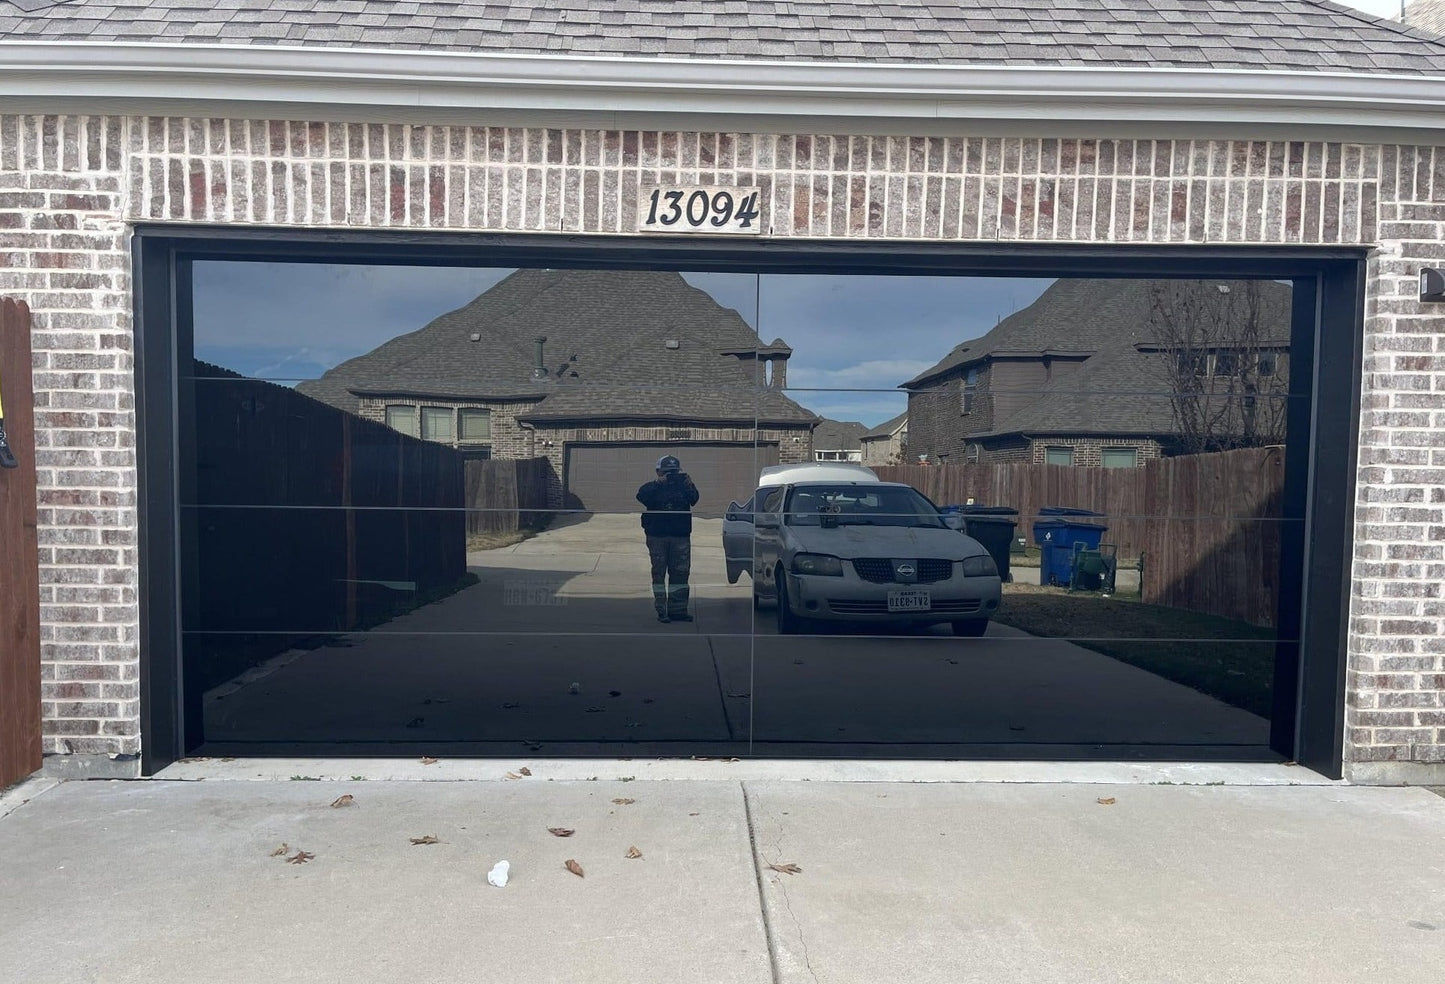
[638,186,763,234]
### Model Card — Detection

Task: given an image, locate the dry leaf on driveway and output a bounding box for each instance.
[565,859,585,878]
[768,863,802,875]
[1097,797,1117,806]
[505,772,523,780]
[329,794,354,808]
[518,767,532,776]
[625,846,643,859]
[548,827,575,837]
[269,843,289,857]
[286,851,315,865]
[420,757,438,765]
[612,798,635,805]
[410,835,441,845]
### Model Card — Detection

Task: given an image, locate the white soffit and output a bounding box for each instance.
[3,42,1445,139]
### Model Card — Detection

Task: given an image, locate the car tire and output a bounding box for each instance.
[776,570,803,635]
[951,619,989,638]
[752,587,765,611]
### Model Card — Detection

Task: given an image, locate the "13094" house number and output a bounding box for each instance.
[639,186,763,234]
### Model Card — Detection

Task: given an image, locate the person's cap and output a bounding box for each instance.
[656,455,681,473]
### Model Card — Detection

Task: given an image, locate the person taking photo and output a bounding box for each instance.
[635,455,700,623]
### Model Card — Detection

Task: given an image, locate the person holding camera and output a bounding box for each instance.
[635,454,700,623]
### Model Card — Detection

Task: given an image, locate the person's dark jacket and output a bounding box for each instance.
[636,473,700,537]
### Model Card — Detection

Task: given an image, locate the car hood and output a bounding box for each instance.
[785,524,987,560]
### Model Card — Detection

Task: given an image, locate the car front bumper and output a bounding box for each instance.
[785,571,1002,623]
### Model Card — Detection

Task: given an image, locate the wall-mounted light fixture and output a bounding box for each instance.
[1420,268,1445,303]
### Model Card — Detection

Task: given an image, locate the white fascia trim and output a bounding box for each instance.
[4,42,1445,131]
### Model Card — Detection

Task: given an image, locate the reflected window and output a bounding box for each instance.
[961,367,979,415]
[1101,447,1138,469]
[1212,350,1239,378]
[1257,352,1278,377]
[458,408,492,443]
[421,406,454,443]
[1045,446,1073,466]
[385,404,419,438]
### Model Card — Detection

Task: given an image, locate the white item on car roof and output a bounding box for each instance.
[757,463,879,486]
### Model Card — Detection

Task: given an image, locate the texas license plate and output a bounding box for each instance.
[887,589,931,612]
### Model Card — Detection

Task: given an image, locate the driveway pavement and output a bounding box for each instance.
[3,773,1443,984]
[197,514,1271,757]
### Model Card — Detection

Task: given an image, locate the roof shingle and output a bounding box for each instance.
[2,1,1444,74]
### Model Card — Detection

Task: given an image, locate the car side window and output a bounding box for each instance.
[733,492,756,522]
[760,487,785,514]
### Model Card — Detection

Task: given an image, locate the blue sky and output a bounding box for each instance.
[192,263,1049,428]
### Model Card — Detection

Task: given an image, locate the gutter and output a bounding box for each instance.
[4,42,1445,136]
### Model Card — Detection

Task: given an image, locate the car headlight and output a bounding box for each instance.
[791,553,844,577]
[960,554,998,578]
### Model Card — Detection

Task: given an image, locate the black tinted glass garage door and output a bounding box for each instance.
[135,233,1360,774]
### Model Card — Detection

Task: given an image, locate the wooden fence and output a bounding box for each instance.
[877,446,1286,626]
[464,457,554,535]
[192,365,467,668]
[0,298,41,789]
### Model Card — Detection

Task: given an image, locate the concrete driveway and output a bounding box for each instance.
[3,773,1443,984]
[197,514,1271,757]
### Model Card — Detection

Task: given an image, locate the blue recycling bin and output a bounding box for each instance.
[1032,507,1107,586]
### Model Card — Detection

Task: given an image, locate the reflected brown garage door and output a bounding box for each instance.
[565,443,779,517]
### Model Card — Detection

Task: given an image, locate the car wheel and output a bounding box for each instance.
[776,570,803,635]
[951,619,989,638]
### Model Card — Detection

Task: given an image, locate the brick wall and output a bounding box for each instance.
[356,395,540,459]
[1023,438,1166,467]
[1,115,1441,780]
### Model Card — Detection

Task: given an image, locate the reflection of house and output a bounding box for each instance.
[811,419,866,462]
[902,280,1291,467]
[860,412,908,466]
[298,269,819,513]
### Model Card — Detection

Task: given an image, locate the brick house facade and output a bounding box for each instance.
[6,121,1442,781]
[3,5,1445,784]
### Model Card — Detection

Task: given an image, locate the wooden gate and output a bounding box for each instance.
[0,298,40,789]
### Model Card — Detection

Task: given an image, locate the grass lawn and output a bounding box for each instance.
[994,586,1277,717]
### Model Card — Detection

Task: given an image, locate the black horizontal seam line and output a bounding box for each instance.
[182,630,1290,642]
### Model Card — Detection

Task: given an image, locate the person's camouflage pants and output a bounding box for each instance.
[645,535,691,617]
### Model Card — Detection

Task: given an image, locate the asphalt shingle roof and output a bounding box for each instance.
[297,268,818,427]
[861,410,907,440]
[904,278,1293,438]
[812,418,867,450]
[3,1,1445,73]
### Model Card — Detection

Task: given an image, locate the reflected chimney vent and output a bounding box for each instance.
[665,339,680,350]
[532,336,548,379]
[469,332,481,342]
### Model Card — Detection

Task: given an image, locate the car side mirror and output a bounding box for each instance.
[943,514,964,531]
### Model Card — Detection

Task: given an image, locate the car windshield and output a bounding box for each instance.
[783,485,945,528]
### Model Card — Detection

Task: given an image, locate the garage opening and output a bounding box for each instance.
[135,232,1361,775]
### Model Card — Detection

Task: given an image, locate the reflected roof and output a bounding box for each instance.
[297,268,818,427]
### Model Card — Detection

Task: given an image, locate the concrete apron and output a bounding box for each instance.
[3,772,1443,984]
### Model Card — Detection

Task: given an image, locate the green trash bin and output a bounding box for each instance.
[959,505,1020,583]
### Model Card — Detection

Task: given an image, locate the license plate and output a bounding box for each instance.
[887,589,931,612]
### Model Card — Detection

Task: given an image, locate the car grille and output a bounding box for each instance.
[851,558,954,584]
[827,598,982,615]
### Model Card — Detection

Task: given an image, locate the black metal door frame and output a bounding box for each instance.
[133,227,1366,777]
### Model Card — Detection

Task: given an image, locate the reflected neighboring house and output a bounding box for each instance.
[812,419,866,462]
[297,268,819,513]
[901,279,1292,467]
[859,411,908,466]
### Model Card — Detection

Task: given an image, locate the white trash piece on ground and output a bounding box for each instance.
[487,860,510,887]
